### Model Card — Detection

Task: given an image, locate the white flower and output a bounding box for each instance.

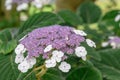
[51,50,64,62]
[15,54,24,64]
[5,0,12,10]
[73,29,87,36]
[58,61,71,73]
[44,45,52,53]
[25,57,36,68]
[101,42,109,47]
[75,46,87,61]
[32,0,43,8]
[6,5,12,10]
[45,58,56,68]
[108,36,115,39]
[15,44,26,54]
[86,39,96,48]
[115,14,120,22]
[32,0,50,8]
[18,60,30,73]
[110,42,120,49]
[17,3,28,11]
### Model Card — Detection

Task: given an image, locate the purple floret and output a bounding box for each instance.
[109,36,120,44]
[20,25,85,58]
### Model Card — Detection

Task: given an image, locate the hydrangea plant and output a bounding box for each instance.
[15,25,96,78]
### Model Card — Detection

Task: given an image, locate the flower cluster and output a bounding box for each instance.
[102,36,120,49]
[15,25,96,73]
[5,0,53,11]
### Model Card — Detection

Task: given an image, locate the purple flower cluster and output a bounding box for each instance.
[20,25,85,58]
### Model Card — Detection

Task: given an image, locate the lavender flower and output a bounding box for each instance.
[102,36,120,49]
[109,36,120,48]
[20,25,85,57]
[15,25,96,73]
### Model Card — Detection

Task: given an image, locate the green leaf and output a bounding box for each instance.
[0,29,17,54]
[77,1,101,23]
[18,12,63,34]
[0,54,19,80]
[0,40,17,54]
[99,10,120,35]
[92,49,120,80]
[17,71,36,80]
[0,29,12,43]
[102,10,120,20]
[82,42,101,61]
[66,66,102,80]
[58,10,83,26]
[42,68,64,80]
[0,53,37,80]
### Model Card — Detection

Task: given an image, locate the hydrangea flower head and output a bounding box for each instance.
[15,25,96,73]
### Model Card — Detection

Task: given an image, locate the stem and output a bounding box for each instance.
[17,73,22,80]
[23,65,45,80]
[36,65,47,80]
[34,65,44,71]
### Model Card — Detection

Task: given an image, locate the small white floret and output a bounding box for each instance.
[45,58,56,68]
[25,57,36,68]
[75,46,87,61]
[15,44,26,54]
[44,45,52,53]
[58,61,71,73]
[15,54,24,64]
[18,60,30,73]
[73,29,87,36]
[86,39,96,48]
[51,50,64,62]
[101,42,109,47]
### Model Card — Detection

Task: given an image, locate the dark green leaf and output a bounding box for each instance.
[77,1,101,23]
[0,29,12,43]
[92,49,120,80]
[58,10,83,26]
[102,10,120,20]
[18,12,63,34]
[0,53,37,80]
[99,10,120,35]
[0,40,17,54]
[0,29,17,54]
[82,42,101,61]
[42,68,64,80]
[0,54,19,80]
[66,66,102,80]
